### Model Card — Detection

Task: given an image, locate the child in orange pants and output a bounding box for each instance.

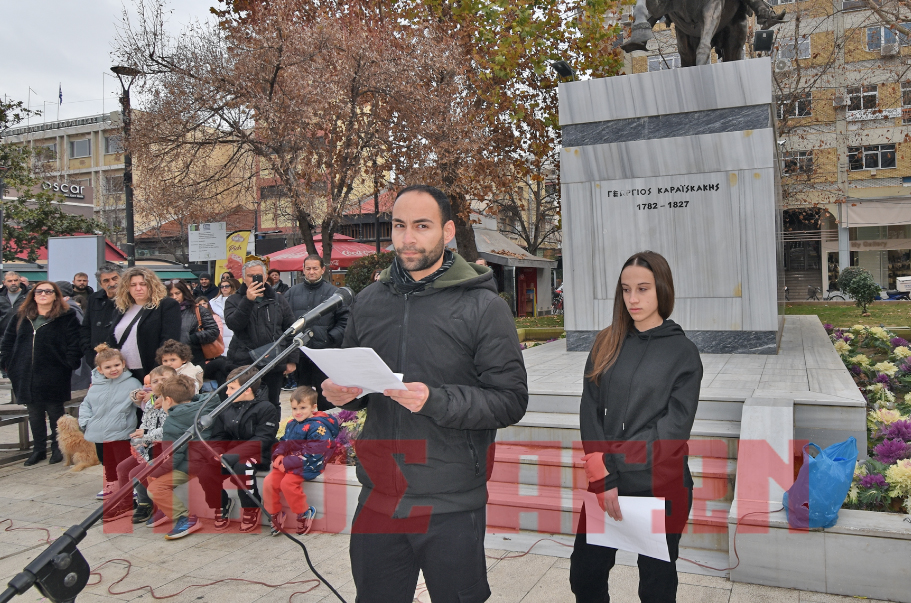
[264,387,339,535]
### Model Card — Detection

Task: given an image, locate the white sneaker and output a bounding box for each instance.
[96,483,115,500]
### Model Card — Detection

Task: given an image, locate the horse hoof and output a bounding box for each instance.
[621,41,650,53]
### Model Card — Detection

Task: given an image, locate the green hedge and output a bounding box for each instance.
[346,252,396,294]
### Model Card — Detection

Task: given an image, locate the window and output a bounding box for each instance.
[104,135,123,154]
[776,36,811,60]
[259,185,288,200]
[847,85,878,111]
[783,151,814,175]
[647,53,681,71]
[902,82,911,123]
[867,24,911,51]
[34,143,56,163]
[776,93,812,119]
[848,145,896,170]
[69,139,91,158]
[103,175,124,194]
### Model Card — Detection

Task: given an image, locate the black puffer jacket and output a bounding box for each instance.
[284,279,348,349]
[209,389,280,466]
[223,283,299,372]
[178,304,219,365]
[107,298,182,374]
[580,320,703,496]
[342,253,528,517]
[0,308,83,405]
[80,290,118,365]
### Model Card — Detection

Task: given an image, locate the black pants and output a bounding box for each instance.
[349,505,491,603]
[296,356,332,411]
[222,459,268,509]
[27,400,65,451]
[260,372,283,409]
[569,489,692,603]
[94,441,133,484]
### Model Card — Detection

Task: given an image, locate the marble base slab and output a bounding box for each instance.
[567,329,778,354]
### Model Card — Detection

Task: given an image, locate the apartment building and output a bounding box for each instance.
[2,112,126,241]
[625,0,911,292]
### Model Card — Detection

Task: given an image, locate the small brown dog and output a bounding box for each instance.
[56,415,99,471]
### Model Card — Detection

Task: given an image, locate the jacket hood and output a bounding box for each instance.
[91,366,135,385]
[168,394,210,419]
[629,319,685,341]
[293,412,341,438]
[378,252,495,293]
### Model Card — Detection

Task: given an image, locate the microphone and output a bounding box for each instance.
[286,286,354,336]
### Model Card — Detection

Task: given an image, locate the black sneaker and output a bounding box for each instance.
[133,503,154,524]
[239,507,261,533]
[214,498,234,531]
[270,511,286,536]
[23,449,47,467]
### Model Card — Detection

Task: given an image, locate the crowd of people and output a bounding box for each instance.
[0,256,349,539]
[0,184,702,603]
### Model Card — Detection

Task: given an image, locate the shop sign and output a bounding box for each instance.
[42,181,85,199]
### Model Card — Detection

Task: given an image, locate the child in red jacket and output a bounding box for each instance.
[264,387,339,535]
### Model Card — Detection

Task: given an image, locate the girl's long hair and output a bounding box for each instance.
[166,279,196,305]
[585,251,675,383]
[115,267,168,312]
[17,281,69,326]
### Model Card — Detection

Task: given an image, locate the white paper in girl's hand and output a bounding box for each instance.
[581,492,670,562]
[300,347,408,395]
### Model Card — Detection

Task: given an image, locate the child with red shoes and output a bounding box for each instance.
[264,386,340,535]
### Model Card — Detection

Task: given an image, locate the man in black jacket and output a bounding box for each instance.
[192,273,219,300]
[323,185,528,603]
[0,271,26,340]
[81,263,121,366]
[223,260,298,408]
[284,255,348,408]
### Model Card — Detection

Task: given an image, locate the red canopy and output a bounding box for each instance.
[266,234,377,270]
[12,237,127,262]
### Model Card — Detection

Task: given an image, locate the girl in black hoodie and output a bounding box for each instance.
[570,251,702,603]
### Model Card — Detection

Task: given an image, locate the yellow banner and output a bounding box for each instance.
[214,230,251,280]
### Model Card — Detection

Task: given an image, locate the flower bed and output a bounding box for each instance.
[825,323,911,514]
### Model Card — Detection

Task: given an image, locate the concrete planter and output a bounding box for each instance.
[730,507,911,602]
[516,327,565,342]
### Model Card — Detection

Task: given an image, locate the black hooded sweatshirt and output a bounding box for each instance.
[579,319,702,495]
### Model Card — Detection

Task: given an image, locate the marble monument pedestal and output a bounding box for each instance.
[558,57,782,354]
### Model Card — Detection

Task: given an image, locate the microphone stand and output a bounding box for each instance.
[0,329,313,603]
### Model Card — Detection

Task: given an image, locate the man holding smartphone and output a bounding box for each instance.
[223,260,298,408]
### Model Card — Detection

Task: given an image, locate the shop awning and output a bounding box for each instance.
[266,234,377,271]
[152,270,200,280]
[844,198,911,227]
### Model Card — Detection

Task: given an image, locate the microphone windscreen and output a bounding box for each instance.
[337,286,354,306]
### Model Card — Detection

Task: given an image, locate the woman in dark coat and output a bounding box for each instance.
[0,281,83,466]
[165,279,219,367]
[107,268,182,382]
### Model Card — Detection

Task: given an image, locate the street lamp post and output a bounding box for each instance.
[111,65,142,267]
[0,165,7,272]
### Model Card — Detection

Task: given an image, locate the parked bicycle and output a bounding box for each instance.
[807,286,845,301]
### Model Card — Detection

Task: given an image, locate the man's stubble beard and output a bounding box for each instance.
[395,236,445,273]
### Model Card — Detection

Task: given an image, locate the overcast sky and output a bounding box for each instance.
[2,0,215,123]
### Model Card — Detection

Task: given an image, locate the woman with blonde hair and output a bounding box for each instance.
[0,281,82,465]
[107,267,181,381]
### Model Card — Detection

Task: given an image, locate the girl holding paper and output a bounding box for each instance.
[570,251,702,602]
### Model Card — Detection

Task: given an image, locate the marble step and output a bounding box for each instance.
[490,443,735,503]
[498,412,741,458]
[486,482,731,552]
[527,391,747,423]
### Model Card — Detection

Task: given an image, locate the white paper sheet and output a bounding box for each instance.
[581,492,670,562]
[300,347,408,395]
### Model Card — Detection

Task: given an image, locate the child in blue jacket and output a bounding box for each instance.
[264,387,339,535]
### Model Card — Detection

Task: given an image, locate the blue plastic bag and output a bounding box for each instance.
[783,437,857,529]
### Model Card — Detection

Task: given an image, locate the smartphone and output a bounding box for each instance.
[252,274,264,285]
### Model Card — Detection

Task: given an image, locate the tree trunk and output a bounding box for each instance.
[320,217,336,278]
[295,207,319,256]
[449,191,478,262]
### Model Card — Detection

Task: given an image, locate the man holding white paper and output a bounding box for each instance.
[322,185,528,603]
